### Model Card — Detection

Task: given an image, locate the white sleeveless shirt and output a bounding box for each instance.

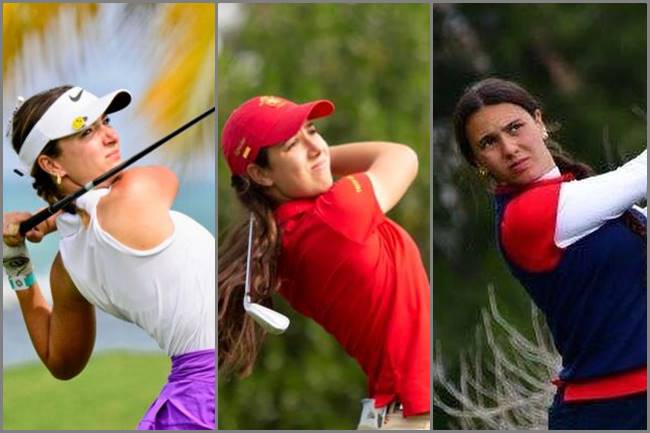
[55,188,215,357]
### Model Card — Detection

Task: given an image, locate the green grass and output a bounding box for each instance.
[3,351,170,430]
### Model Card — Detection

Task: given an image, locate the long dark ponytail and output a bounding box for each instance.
[218,148,283,377]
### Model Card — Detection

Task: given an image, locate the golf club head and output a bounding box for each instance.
[243,212,290,335]
[244,302,290,335]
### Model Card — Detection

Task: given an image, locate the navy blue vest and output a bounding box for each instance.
[495,183,646,381]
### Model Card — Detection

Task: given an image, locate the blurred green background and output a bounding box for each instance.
[218,3,430,429]
[433,4,646,429]
[3,352,169,429]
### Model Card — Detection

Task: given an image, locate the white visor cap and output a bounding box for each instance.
[18,86,131,170]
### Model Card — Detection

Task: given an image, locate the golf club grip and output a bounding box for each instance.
[18,210,51,236]
[18,191,77,235]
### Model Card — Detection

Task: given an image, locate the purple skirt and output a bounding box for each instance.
[137,349,215,430]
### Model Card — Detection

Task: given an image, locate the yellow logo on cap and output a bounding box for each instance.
[234,138,246,157]
[242,146,251,159]
[259,96,286,108]
[72,116,87,131]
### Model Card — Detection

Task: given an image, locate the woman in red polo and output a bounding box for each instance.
[218,96,430,429]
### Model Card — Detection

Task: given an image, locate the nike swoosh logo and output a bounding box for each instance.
[69,89,83,102]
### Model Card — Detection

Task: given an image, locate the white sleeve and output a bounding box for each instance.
[633,205,647,217]
[555,149,647,248]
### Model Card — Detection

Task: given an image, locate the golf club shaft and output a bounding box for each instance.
[244,213,254,302]
[18,107,215,235]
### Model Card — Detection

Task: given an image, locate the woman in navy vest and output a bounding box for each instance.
[453,77,646,429]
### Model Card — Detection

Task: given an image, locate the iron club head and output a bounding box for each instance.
[243,300,290,334]
[243,213,290,334]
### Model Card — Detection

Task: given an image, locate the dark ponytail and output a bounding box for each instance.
[544,140,595,180]
[218,148,283,377]
[11,85,77,212]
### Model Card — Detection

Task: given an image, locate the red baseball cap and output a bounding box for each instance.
[221,96,335,175]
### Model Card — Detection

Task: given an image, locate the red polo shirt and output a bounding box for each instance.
[274,173,430,416]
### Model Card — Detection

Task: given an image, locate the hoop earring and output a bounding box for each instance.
[55,174,61,185]
[477,167,488,177]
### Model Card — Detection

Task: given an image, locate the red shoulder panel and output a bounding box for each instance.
[500,181,564,272]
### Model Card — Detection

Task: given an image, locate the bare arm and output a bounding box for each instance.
[329,141,419,213]
[15,254,96,380]
[4,212,95,379]
[4,210,95,379]
[98,165,179,249]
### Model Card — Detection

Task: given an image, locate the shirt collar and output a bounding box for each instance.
[495,169,574,195]
[274,198,315,226]
[537,166,562,181]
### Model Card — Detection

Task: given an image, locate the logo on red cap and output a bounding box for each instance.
[258,96,287,108]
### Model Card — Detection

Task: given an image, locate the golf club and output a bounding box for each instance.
[18,106,215,236]
[243,212,290,334]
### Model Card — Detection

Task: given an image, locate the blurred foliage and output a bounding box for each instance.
[2,4,98,75]
[3,3,214,160]
[218,4,429,429]
[140,3,215,156]
[433,4,646,428]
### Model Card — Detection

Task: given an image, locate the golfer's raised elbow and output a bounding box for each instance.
[402,144,419,181]
[391,143,419,187]
[46,354,89,380]
[368,144,419,213]
[48,364,83,380]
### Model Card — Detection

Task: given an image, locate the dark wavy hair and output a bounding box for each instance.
[11,85,77,212]
[218,148,283,377]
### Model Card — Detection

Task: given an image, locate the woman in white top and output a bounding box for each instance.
[2,85,215,430]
